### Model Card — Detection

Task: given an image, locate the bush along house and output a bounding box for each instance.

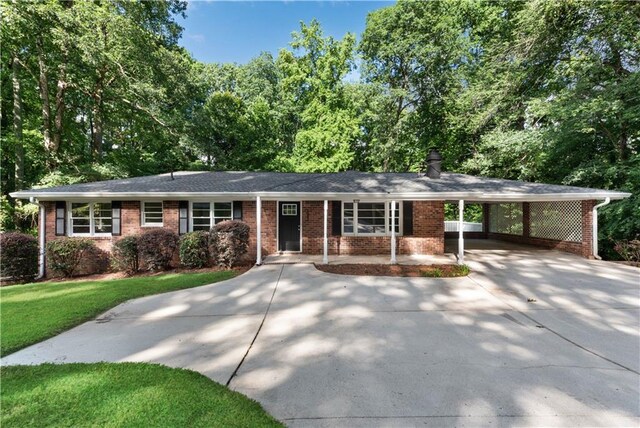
[10,151,631,277]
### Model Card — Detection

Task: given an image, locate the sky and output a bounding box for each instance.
[178,1,392,65]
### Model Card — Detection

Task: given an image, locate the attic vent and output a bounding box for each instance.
[425,149,442,179]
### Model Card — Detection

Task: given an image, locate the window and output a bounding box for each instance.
[357,202,386,234]
[141,202,163,227]
[281,203,298,216]
[191,202,233,231]
[69,202,112,236]
[343,201,402,236]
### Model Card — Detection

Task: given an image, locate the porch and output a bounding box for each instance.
[262,239,544,264]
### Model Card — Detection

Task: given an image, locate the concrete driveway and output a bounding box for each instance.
[3,250,639,427]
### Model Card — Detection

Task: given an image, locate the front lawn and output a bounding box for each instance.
[0,271,236,356]
[1,363,283,427]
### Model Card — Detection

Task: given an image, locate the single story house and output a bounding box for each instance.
[10,152,631,276]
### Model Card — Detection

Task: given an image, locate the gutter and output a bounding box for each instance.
[592,197,611,260]
[9,191,632,202]
[37,201,46,279]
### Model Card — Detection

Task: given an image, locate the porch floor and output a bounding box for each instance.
[263,253,456,265]
[263,239,546,265]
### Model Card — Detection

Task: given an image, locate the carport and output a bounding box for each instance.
[444,197,614,263]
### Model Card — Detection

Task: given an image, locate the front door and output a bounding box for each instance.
[278,201,301,252]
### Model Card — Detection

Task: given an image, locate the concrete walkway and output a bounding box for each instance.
[3,250,639,427]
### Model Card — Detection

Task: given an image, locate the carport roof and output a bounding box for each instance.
[10,171,631,202]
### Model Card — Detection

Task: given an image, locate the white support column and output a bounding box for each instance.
[256,196,262,265]
[391,200,397,264]
[458,199,465,265]
[323,200,329,264]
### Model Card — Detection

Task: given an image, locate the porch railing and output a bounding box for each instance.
[444,221,483,232]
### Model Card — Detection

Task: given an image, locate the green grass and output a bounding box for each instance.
[0,271,236,356]
[1,363,283,427]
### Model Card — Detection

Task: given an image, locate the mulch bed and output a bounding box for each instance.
[314,263,469,278]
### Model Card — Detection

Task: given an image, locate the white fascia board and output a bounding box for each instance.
[9,190,631,202]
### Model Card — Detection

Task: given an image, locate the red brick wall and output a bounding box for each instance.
[487,200,595,258]
[244,200,277,258]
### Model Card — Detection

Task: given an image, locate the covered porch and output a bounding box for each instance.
[262,239,551,265]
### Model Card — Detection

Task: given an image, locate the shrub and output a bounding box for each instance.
[0,232,39,281]
[138,228,179,271]
[180,231,210,268]
[210,220,250,268]
[47,238,109,278]
[614,239,640,263]
[112,236,139,275]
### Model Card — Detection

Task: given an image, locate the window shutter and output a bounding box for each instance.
[232,201,243,220]
[331,201,342,236]
[55,201,66,236]
[179,201,189,235]
[112,201,122,236]
[403,201,413,236]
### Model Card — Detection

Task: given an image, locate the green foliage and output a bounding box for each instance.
[444,203,484,223]
[137,229,179,271]
[111,236,139,275]
[179,231,210,269]
[613,240,640,264]
[46,238,109,278]
[210,220,250,268]
[0,232,39,281]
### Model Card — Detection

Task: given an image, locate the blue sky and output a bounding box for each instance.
[178,1,392,65]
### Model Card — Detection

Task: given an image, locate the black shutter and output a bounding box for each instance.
[55,201,66,236]
[179,201,189,235]
[403,201,413,236]
[233,201,243,220]
[112,201,122,236]
[331,201,342,236]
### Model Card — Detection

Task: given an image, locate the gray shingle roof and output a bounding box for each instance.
[10,171,631,201]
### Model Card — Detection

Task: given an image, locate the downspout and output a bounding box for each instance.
[592,197,610,260]
[36,199,46,279]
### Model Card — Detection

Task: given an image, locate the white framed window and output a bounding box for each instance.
[141,201,163,227]
[191,202,233,231]
[281,203,298,216]
[342,201,402,236]
[69,202,112,236]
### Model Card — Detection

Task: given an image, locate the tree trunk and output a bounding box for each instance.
[91,101,103,159]
[12,56,24,190]
[36,38,54,162]
[52,55,68,153]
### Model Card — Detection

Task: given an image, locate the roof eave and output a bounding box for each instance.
[9,190,632,202]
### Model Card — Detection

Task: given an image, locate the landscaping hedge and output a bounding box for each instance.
[138,228,179,271]
[46,238,109,278]
[180,231,210,268]
[210,220,250,268]
[0,232,39,281]
[112,236,139,275]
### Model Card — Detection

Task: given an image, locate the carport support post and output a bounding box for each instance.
[323,199,329,264]
[458,199,465,265]
[256,196,262,265]
[391,200,397,264]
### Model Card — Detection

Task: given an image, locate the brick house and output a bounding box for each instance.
[10,155,630,276]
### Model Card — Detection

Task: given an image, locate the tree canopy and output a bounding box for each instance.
[1,0,638,258]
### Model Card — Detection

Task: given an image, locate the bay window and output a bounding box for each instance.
[342,201,402,236]
[191,202,233,231]
[69,202,112,236]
